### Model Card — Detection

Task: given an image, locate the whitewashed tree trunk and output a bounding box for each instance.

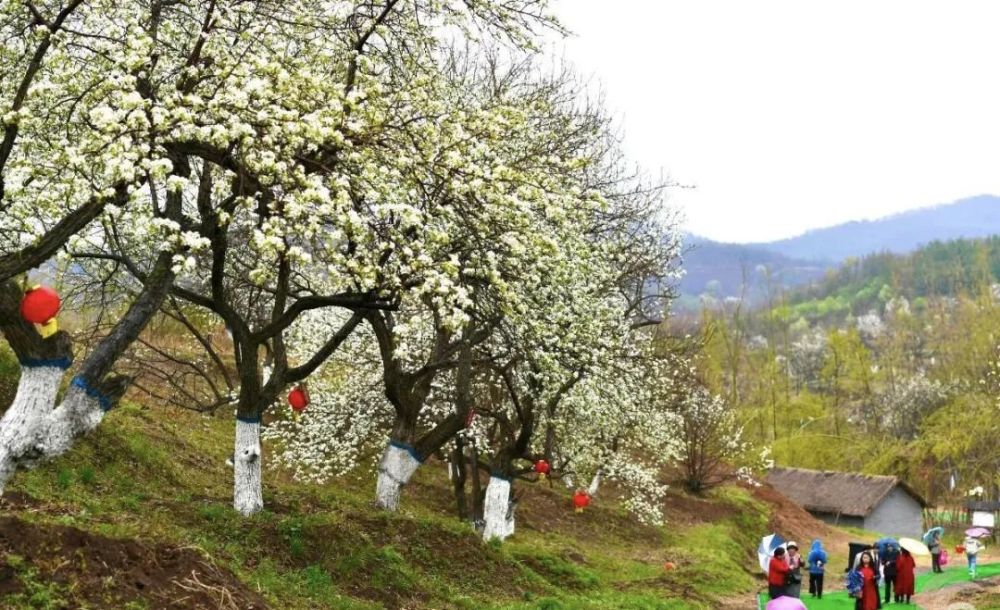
[35,377,109,458]
[0,365,65,493]
[375,441,421,511]
[233,419,263,516]
[587,470,602,497]
[482,476,514,542]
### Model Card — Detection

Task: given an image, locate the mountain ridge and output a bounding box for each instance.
[744,194,1000,261]
[679,195,1000,302]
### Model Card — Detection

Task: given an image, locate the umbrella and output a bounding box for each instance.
[758,533,786,574]
[899,537,931,556]
[766,596,807,610]
[923,526,944,545]
[965,527,991,538]
[876,537,899,556]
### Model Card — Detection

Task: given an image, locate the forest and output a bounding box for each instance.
[694,236,1000,504]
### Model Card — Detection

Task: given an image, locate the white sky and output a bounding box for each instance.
[548,0,1000,243]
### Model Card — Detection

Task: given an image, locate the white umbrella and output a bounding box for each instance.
[758,533,786,573]
[899,537,931,556]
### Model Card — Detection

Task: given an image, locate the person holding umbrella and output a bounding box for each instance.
[924,527,944,573]
[963,530,986,576]
[881,542,899,605]
[807,539,828,599]
[768,547,790,600]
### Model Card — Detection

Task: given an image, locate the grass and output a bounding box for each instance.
[1,400,787,609]
[1,554,71,610]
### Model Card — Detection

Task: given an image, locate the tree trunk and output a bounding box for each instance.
[375,440,422,511]
[469,438,483,526]
[0,363,65,492]
[233,417,263,516]
[482,475,515,542]
[450,437,468,520]
[35,376,119,459]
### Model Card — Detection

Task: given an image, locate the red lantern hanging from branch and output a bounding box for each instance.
[533,459,551,480]
[20,285,61,338]
[572,490,590,513]
[464,407,476,428]
[288,386,309,413]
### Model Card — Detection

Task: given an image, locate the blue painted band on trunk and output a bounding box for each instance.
[70,376,113,412]
[20,356,72,370]
[389,439,424,463]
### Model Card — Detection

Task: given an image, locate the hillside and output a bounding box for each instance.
[779,236,1000,323]
[677,236,832,305]
[752,195,1000,262]
[0,386,848,610]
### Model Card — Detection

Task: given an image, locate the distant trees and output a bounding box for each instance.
[695,234,1000,502]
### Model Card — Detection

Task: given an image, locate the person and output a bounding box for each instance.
[768,546,790,600]
[929,532,943,573]
[807,538,828,599]
[857,551,881,610]
[895,548,916,604]
[964,535,984,576]
[785,542,803,597]
[881,542,899,605]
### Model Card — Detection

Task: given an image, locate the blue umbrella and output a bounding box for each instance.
[923,527,944,545]
[758,533,786,573]
[876,537,899,556]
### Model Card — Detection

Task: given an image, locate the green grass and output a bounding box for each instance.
[0,393,786,609]
[1,554,71,610]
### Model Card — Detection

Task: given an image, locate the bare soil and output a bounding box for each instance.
[0,511,267,610]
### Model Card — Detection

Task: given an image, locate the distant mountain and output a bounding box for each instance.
[752,195,1000,261]
[678,195,1000,305]
[677,236,832,306]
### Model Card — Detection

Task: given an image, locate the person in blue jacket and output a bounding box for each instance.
[808,539,828,599]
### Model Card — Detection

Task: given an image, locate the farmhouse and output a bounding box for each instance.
[766,467,928,537]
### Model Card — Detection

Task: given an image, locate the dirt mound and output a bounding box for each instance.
[753,481,836,543]
[0,515,268,610]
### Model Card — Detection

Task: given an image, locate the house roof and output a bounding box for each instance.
[967,500,1000,512]
[765,467,928,518]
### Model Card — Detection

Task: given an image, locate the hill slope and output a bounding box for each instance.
[0,389,845,610]
[754,195,1000,262]
[678,236,832,304]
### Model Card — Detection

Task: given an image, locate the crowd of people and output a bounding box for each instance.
[766,538,916,607]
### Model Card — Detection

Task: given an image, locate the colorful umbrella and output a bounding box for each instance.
[766,596,807,610]
[923,527,944,545]
[758,533,786,574]
[899,537,931,556]
[965,527,991,538]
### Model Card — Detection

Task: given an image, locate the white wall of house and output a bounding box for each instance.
[864,488,923,537]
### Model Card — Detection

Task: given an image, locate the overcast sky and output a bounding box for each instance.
[548,0,1000,243]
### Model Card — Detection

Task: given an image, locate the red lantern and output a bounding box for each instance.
[534,459,551,479]
[21,286,61,324]
[464,408,476,428]
[572,490,590,513]
[288,386,309,412]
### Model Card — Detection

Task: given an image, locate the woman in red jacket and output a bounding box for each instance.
[894,548,916,604]
[858,551,880,610]
[768,547,790,599]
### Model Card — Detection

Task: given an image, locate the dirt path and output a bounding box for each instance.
[913,575,1000,610]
